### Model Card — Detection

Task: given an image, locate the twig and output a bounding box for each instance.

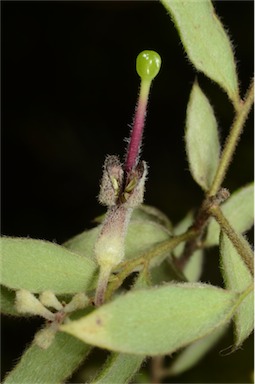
[209,78,254,197]
[208,204,254,275]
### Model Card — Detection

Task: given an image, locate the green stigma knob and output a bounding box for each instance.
[136,50,161,81]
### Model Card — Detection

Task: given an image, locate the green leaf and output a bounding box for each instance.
[220,233,254,348]
[168,325,227,376]
[61,283,237,356]
[92,353,144,384]
[150,259,186,285]
[206,183,254,246]
[161,0,239,105]
[64,226,99,258]
[91,270,149,383]
[64,219,171,270]
[125,221,171,268]
[1,237,97,294]
[185,82,220,191]
[1,286,23,317]
[3,331,90,384]
[173,211,203,282]
[132,204,172,231]
[173,211,194,257]
[183,249,204,283]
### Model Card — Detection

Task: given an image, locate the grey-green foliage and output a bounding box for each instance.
[161,0,239,105]
[61,283,237,356]
[173,211,204,282]
[4,332,91,384]
[206,183,254,246]
[1,285,24,317]
[64,214,172,271]
[91,272,148,384]
[168,325,228,376]
[220,233,254,348]
[92,353,145,384]
[2,1,253,383]
[1,237,97,294]
[185,81,220,191]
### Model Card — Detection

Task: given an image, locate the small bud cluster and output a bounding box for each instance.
[15,290,89,349]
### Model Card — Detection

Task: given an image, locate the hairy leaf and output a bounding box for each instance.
[206,183,254,246]
[92,353,144,384]
[185,82,220,191]
[220,233,254,348]
[168,325,227,376]
[1,237,97,294]
[150,259,186,285]
[183,249,204,283]
[1,286,23,317]
[161,0,239,105]
[91,270,149,383]
[61,283,237,355]
[173,211,203,282]
[132,204,172,231]
[3,331,90,384]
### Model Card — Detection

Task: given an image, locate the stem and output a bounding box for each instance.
[125,80,151,172]
[151,356,165,384]
[176,189,230,270]
[209,79,254,196]
[94,265,112,307]
[209,204,254,275]
[105,228,197,301]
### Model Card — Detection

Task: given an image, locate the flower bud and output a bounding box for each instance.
[95,205,132,270]
[64,293,89,313]
[34,323,58,349]
[121,161,147,207]
[39,291,63,311]
[15,289,55,321]
[98,155,123,207]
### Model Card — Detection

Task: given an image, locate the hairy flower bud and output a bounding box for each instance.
[98,155,123,207]
[16,290,55,321]
[121,161,147,207]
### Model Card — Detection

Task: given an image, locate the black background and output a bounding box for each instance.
[1,1,254,383]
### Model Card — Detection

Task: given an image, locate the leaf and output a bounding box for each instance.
[92,353,145,384]
[168,325,227,376]
[220,233,254,348]
[1,286,23,317]
[125,221,171,268]
[183,249,204,283]
[206,183,254,246]
[1,237,97,294]
[173,211,204,282]
[150,259,186,285]
[173,211,194,257]
[132,204,173,231]
[64,226,99,259]
[3,331,90,384]
[91,270,149,383]
[61,283,237,356]
[64,219,171,270]
[161,0,239,105]
[185,82,220,191]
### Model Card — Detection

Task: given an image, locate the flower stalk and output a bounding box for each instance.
[94,51,161,306]
[125,79,151,173]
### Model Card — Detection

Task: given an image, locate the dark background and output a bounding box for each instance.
[1,1,254,383]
